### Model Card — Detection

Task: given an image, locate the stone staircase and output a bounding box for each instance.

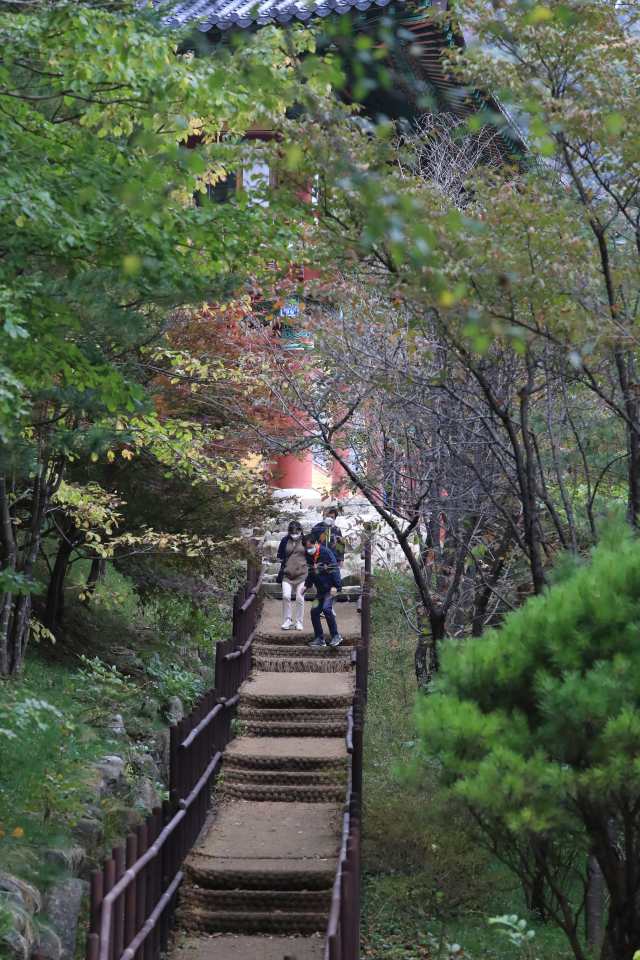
[174,599,359,941]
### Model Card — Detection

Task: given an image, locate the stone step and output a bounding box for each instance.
[178,887,332,913]
[175,905,328,936]
[221,782,345,802]
[240,719,347,737]
[221,769,345,786]
[222,737,347,771]
[173,934,325,960]
[239,673,354,711]
[252,654,352,673]
[177,800,341,935]
[253,644,352,659]
[236,707,347,725]
[186,856,337,892]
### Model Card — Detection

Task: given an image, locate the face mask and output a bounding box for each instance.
[290,533,301,540]
[325,517,334,527]
[306,547,316,555]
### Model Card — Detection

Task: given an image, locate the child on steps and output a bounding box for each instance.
[300,531,343,647]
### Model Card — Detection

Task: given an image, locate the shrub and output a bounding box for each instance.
[145,654,203,714]
[416,519,640,960]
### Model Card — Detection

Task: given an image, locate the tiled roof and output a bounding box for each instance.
[162,0,412,32]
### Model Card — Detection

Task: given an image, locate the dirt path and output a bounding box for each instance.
[170,599,358,959]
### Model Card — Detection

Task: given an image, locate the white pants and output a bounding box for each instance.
[282,581,305,624]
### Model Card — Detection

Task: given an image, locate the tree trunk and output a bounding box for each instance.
[471,526,513,636]
[585,854,604,951]
[415,606,430,689]
[4,593,32,676]
[44,536,74,630]
[415,608,444,690]
[530,866,547,922]
[82,555,101,604]
[613,348,640,526]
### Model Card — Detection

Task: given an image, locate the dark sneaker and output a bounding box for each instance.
[308,637,327,647]
[329,634,343,647]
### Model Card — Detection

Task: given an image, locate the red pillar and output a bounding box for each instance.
[270,451,314,490]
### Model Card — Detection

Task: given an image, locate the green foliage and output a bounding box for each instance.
[488,916,536,958]
[0,659,116,882]
[0,697,64,740]
[0,0,338,675]
[145,654,203,714]
[0,570,43,596]
[72,656,138,723]
[415,517,640,957]
[361,574,574,960]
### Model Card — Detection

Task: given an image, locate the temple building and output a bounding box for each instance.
[165,0,525,498]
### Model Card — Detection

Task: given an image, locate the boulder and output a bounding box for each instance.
[112,807,141,837]
[44,879,83,960]
[138,698,159,720]
[43,848,85,878]
[0,874,41,913]
[37,924,62,960]
[130,751,160,782]
[124,717,154,740]
[166,696,184,723]
[151,730,170,785]
[129,777,161,815]
[71,818,101,849]
[92,755,125,798]
[139,754,160,782]
[107,714,125,736]
[198,665,215,689]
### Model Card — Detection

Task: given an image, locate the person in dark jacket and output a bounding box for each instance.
[300,532,343,647]
[276,520,307,630]
[311,506,345,567]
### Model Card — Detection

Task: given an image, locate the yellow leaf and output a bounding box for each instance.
[529,5,551,22]
[12,827,24,838]
[107,451,115,462]
[121,450,134,460]
[439,291,455,308]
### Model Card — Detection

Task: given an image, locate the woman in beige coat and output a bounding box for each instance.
[276,520,307,630]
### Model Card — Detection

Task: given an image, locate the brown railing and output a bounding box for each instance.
[322,534,370,960]
[83,550,265,960]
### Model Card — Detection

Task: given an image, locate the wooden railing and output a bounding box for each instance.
[323,534,370,960]
[84,550,265,960]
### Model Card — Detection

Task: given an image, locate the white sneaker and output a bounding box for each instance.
[295,621,304,631]
[281,618,293,630]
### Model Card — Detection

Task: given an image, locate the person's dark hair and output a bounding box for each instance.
[303,532,318,545]
[288,520,303,533]
[323,507,338,517]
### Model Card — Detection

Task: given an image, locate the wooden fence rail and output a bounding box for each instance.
[322,534,370,960]
[84,549,264,960]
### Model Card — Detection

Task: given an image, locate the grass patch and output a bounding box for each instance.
[1,557,236,892]
[0,657,114,888]
[361,573,574,960]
